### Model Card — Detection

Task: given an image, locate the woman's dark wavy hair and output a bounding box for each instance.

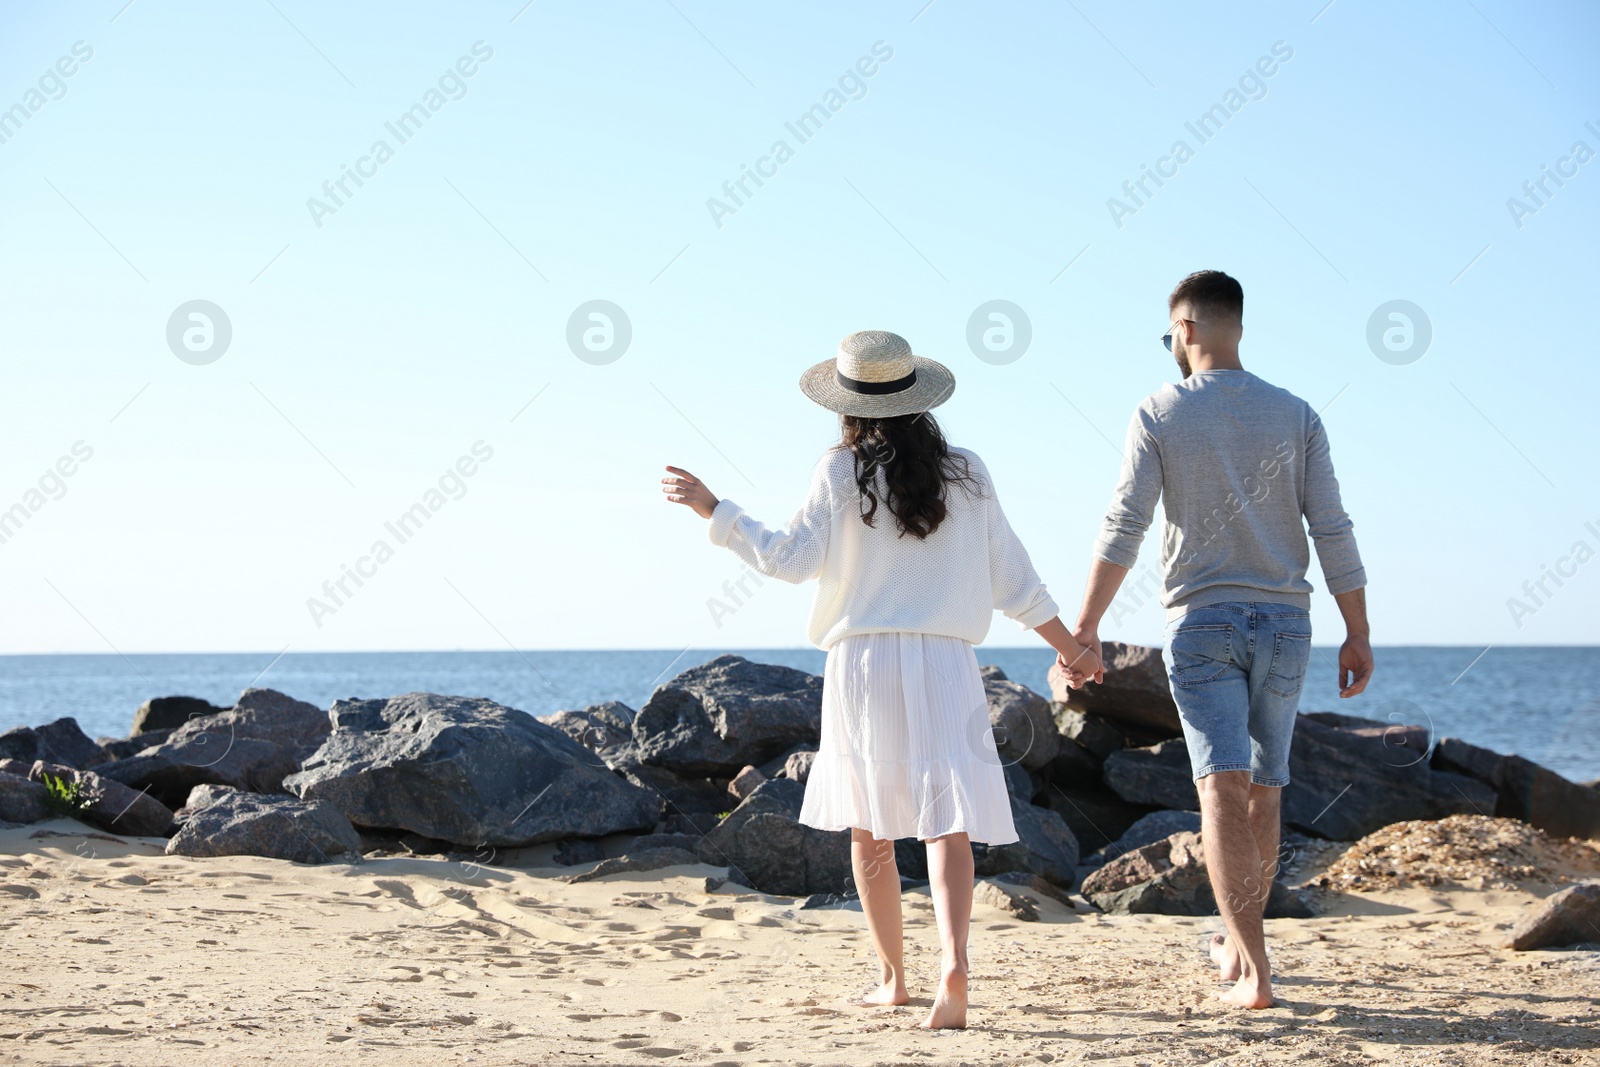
[835,412,981,539]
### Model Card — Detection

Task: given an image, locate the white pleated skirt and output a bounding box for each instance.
[798,631,1019,845]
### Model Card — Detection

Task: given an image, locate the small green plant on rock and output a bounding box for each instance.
[39,770,100,820]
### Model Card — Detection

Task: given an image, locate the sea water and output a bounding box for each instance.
[0,646,1594,782]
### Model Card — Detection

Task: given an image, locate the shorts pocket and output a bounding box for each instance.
[1265,630,1312,698]
[1168,623,1236,688]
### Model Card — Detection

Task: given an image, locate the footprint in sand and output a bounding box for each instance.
[366,879,425,908]
[612,1036,684,1057]
[383,965,424,983]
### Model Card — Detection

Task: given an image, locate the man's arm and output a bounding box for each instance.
[1064,559,1130,684]
[1066,405,1162,683]
[1301,411,1372,697]
[1334,586,1373,698]
[1302,413,1367,595]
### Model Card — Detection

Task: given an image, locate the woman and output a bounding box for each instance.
[662,330,1096,1029]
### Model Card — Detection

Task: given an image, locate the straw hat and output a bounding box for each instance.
[798,330,956,417]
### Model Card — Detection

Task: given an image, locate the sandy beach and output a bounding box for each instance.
[3,818,1596,1067]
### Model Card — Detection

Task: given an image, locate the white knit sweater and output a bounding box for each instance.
[707,446,1059,649]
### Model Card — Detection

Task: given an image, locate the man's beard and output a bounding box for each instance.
[1174,348,1192,378]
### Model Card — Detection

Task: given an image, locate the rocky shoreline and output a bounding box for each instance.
[3,645,1597,949]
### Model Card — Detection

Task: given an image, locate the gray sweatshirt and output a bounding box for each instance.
[1094,369,1366,620]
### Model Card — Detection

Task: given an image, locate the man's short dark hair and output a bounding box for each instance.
[1168,270,1243,322]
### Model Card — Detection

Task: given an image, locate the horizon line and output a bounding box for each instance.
[2,643,1596,657]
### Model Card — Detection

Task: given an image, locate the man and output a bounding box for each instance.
[1063,270,1373,1008]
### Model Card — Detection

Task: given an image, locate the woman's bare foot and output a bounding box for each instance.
[1209,933,1242,981]
[921,967,967,1029]
[859,978,909,1007]
[1217,974,1273,1009]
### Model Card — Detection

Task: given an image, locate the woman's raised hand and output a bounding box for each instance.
[662,466,719,519]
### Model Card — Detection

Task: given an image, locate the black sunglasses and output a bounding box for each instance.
[1161,318,1198,351]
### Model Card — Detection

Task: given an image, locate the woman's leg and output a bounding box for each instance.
[851,827,907,1005]
[922,832,973,1029]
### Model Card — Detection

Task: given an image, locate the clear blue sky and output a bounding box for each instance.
[0,0,1595,654]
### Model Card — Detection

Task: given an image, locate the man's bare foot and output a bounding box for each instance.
[1209,933,1242,981]
[859,979,909,1007]
[921,968,967,1029]
[1217,974,1273,1009]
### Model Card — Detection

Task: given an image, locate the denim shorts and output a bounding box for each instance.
[1161,602,1313,788]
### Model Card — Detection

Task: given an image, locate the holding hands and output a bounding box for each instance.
[1057,624,1104,688]
[1034,618,1103,690]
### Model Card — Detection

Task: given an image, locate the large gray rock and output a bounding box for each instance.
[0,772,52,824]
[175,783,238,817]
[1103,739,1198,811]
[1427,770,1499,819]
[0,718,108,770]
[1434,737,1600,841]
[984,673,1060,772]
[1301,713,1503,824]
[1081,830,1310,917]
[633,655,824,778]
[95,688,331,808]
[1300,709,1392,732]
[1044,735,1103,791]
[165,790,361,864]
[132,695,228,734]
[1049,641,1181,739]
[1283,717,1493,839]
[605,745,732,817]
[538,701,635,759]
[1103,718,1500,841]
[1052,707,1127,761]
[1001,760,1028,800]
[972,798,1079,886]
[284,691,660,848]
[1503,882,1600,950]
[96,728,176,761]
[1045,787,1155,855]
[695,778,851,897]
[1103,809,1202,860]
[27,760,174,837]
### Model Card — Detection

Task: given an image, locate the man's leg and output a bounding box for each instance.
[1198,770,1274,1007]
[1248,783,1283,903]
[1216,605,1312,999]
[1211,782,1283,981]
[850,827,908,1006]
[1162,607,1266,1001]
